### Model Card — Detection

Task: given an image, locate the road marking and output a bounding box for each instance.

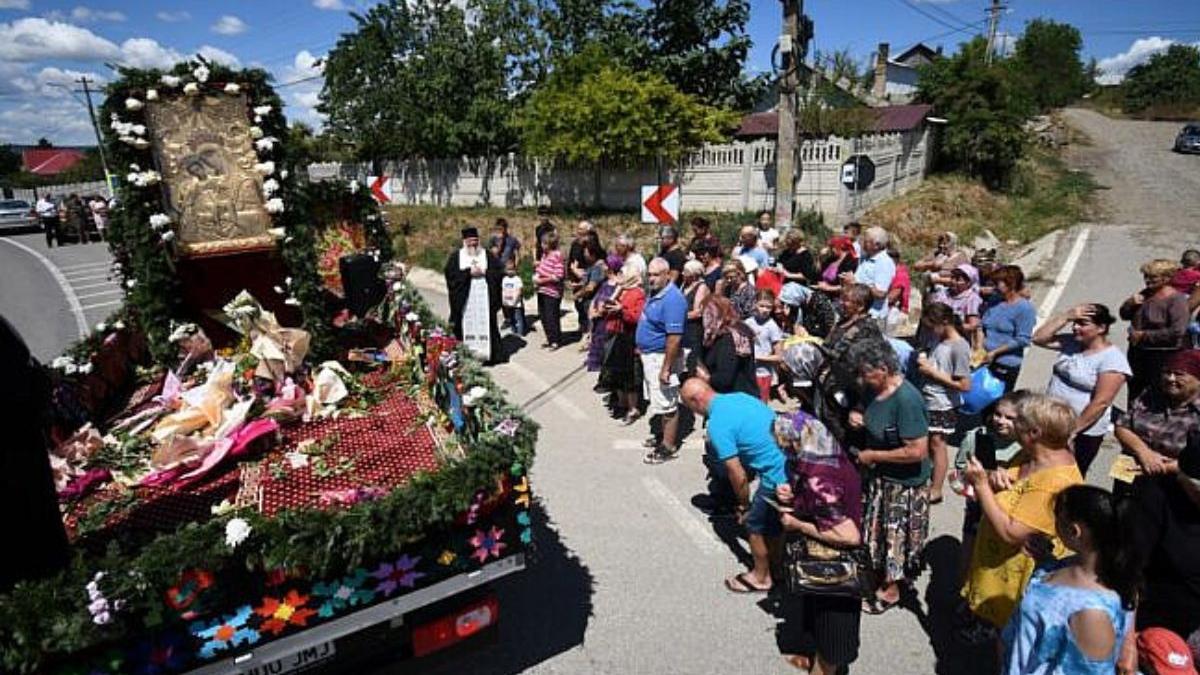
[72,280,119,291]
[505,360,588,421]
[1037,226,1091,322]
[0,237,88,338]
[80,299,122,311]
[640,475,723,555]
[64,272,111,282]
[76,288,123,300]
[59,261,111,272]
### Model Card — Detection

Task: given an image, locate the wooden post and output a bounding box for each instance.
[775,0,801,229]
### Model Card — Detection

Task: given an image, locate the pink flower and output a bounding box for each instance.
[469,526,506,563]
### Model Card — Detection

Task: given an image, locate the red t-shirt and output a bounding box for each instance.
[890,263,912,313]
[1170,267,1200,295]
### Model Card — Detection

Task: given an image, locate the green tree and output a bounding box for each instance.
[1009,19,1088,110]
[517,47,738,164]
[0,145,21,176]
[1122,44,1200,113]
[917,37,1027,188]
[320,0,528,161]
[36,138,53,149]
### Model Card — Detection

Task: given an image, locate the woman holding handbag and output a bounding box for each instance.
[774,410,864,674]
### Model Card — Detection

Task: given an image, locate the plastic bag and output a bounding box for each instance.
[960,366,1005,415]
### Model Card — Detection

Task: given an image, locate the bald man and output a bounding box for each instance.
[638,258,688,462]
[681,378,787,593]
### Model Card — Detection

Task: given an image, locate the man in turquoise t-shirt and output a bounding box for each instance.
[681,378,787,594]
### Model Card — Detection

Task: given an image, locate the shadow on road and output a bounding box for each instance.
[405,501,595,675]
[913,534,997,675]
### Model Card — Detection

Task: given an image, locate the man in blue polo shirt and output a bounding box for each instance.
[842,225,895,321]
[638,257,688,463]
[681,378,787,594]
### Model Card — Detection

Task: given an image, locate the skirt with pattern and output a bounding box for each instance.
[862,475,930,586]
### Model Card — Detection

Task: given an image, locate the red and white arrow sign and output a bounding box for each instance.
[641,184,679,224]
[367,175,392,204]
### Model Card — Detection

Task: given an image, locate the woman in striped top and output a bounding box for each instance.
[535,231,567,350]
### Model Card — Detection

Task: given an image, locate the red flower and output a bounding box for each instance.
[254,590,318,636]
[164,569,213,612]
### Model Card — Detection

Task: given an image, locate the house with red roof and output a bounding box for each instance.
[21,148,86,176]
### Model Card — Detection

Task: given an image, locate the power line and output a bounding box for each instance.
[892,0,976,32]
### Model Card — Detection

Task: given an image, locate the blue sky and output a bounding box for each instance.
[1,0,1197,146]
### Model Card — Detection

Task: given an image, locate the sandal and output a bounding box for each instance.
[783,654,813,672]
[724,572,770,594]
[862,596,899,615]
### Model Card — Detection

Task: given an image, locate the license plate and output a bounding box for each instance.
[237,641,336,675]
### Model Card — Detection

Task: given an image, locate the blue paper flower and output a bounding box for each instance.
[191,605,259,659]
[312,569,376,618]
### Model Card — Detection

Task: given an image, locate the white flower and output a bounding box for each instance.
[51,356,74,370]
[262,178,279,195]
[462,386,489,406]
[224,517,251,548]
[280,169,289,179]
[249,126,264,139]
[129,163,139,172]
[113,321,125,330]
[391,281,402,292]
[254,161,275,176]
[132,138,150,149]
[131,124,146,137]
[405,312,420,322]
[125,279,137,289]
[224,83,240,94]
[126,172,139,184]
[284,297,301,306]
[268,227,285,238]
[253,105,272,116]
[183,82,199,96]
[95,322,107,332]
[161,231,175,243]
[78,362,94,375]
[63,363,79,376]
[118,135,135,145]
[349,180,359,194]
[161,74,181,88]
[149,213,171,229]
[168,322,196,342]
[193,64,210,83]
[124,97,143,111]
[254,115,262,124]
[254,137,274,152]
[86,581,101,599]
[273,285,285,295]
[145,89,159,101]
[265,198,285,213]
[92,611,112,626]
[285,276,292,286]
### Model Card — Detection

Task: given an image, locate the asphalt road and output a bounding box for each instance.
[1,109,1193,674]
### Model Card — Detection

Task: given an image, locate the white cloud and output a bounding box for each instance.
[46,6,127,23]
[0,0,32,9]
[0,17,120,62]
[35,66,105,96]
[278,50,327,128]
[197,44,241,68]
[119,37,184,69]
[0,61,36,95]
[1095,36,1194,85]
[0,101,97,145]
[156,10,191,22]
[313,0,346,9]
[211,15,247,35]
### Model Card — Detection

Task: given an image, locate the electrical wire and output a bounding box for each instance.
[891,0,977,32]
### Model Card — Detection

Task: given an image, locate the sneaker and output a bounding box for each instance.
[642,436,659,449]
[593,383,611,394]
[643,446,679,465]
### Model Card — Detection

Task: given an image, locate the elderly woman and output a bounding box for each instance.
[779,283,839,339]
[817,284,886,445]
[929,264,983,342]
[1114,349,1200,479]
[981,265,1037,392]
[716,258,757,319]
[774,410,864,674]
[586,254,626,377]
[913,232,971,288]
[960,394,1083,642]
[696,295,758,397]
[775,229,820,286]
[845,339,930,615]
[1120,259,1191,400]
[681,259,710,368]
[814,236,858,295]
[1033,303,1131,476]
[600,267,647,424]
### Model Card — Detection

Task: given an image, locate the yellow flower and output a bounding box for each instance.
[437,550,456,566]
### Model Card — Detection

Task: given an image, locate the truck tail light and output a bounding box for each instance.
[411,596,498,657]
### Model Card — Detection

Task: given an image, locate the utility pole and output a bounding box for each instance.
[985,0,1004,65]
[775,0,807,231]
[75,76,113,194]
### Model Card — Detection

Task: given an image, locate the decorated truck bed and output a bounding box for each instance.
[0,59,535,675]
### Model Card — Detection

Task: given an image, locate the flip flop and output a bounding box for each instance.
[724,572,770,594]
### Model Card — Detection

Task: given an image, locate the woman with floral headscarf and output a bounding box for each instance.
[586,254,626,376]
[600,266,646,424]
[814,236,859,296]
[774,410,864,673]
[696,295,758,397]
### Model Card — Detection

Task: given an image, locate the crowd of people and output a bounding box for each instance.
[445,209,1200,674]
[34,192,111,247]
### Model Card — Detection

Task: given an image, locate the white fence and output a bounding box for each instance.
[8,180,110,204]
[311,128,932,224]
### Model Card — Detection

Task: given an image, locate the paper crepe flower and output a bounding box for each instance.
[193,64,210,83]
[514,476,530,508]
[192,606,259,659]
[371,555,425,596]
[253,104,272,116]
[161,74,181,87]
[249,126,264,139]
[254,590,318,636]
[262,177,280,195]
[145,88,159,101]
[469,527,506,563]
[125,97,144,111]
[437,550,457,566]
[312,569,375,618]
[254,160,275,176]
[255,137,275,152]
[224,517,251,549]
[517,510,533,544]
[224,83,240,94]
[164,569,213,612]
[183,82,199,96]
[265,197,285,213]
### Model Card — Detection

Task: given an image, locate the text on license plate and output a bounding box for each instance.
[238,641,336,675]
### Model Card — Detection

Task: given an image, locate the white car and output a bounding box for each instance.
[0,199,36,232]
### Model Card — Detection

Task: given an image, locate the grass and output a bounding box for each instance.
[1076,89,1200,122]
[861,142,1100,262]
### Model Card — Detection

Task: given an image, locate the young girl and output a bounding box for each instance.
[744,288,784,402]
[1002,485,1136,674]
[916,302,972,503]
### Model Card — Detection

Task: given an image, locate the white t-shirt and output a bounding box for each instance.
[1045,339,1132,436]
[501,274,523,308]
[759,227,780,251]
[744,316,784,378]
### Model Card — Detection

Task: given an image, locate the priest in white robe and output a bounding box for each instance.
[443,227,504,364]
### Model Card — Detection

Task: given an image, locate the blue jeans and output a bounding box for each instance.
[504,305,526,336]
[745,483,783,536]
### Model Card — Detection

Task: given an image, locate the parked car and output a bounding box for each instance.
[0,199,37,232]
[1174,123,1200,154]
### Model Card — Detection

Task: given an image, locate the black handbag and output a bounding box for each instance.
[782,534,864,598]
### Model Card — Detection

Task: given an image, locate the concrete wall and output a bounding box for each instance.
[10,180,110,204]
[315,128,930,225]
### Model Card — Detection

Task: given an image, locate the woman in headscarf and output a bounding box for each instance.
[814,236,859,296]
[586,254,625,377]
[779,282,840,339]
[717,259,757,320]
[695,294,758,397]
[600,266,647,424]
[929,263,983,343]
[774,410,865,674]
[914,231,971,290]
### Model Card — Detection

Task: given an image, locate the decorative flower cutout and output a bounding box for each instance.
[437,550,457,566]
[145,88,159,101]
[125,97,143,111]
[514,476,530,508]
[191,606,259,659]
[469,526,506,563]
[371,555,425,596]
[254,590,318,636]
[164,569,213,612]
[224,83,240,94]
[160,74,181,88]
[312,569,375,618]
[193,64,210,83]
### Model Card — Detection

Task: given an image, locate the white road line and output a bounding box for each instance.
[503,360,588,420]
[1037,227,1091,322]
[80,299,122,311]
[640,475,723,555]
[59,261,111,272]
[0,237,88,338]
[64,272,111,282]
[76,288,123,300]
[72,280,119,291]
